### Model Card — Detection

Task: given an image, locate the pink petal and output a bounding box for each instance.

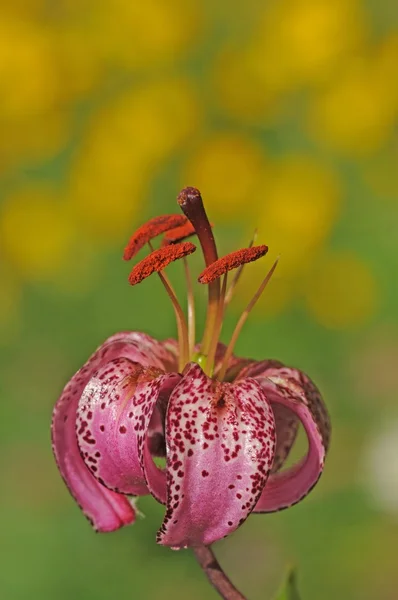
[237,360,299,473]
[51,332,177,531]
[157,363,276,548]
[269,404,299,474]
[251,366,330,512]
[77,359,151,495]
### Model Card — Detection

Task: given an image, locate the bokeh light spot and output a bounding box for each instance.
[0,187,74,280]
[182,133,268,219]
[305,252,378,328]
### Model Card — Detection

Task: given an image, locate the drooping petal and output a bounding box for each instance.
[51,332,177,531]
[77,357,180,501]
[269,404,299,474]
[157,363,276,548]
[251,366,330,512]
[52,379,135,532]
[237,360,299,473]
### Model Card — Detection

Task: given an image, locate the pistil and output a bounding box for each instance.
[177,187,220,370]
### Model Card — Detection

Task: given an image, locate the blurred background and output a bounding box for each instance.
[1,0,397,598]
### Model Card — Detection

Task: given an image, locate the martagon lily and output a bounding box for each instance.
[52,188,330,600]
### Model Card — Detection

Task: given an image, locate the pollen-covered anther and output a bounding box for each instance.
[123,214,188,260]
[198,245,269,284]
[161,221,197,245]
[128,242,197,285]
[162,221,215,246]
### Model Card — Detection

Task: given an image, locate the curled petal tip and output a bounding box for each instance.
[51,332,178,531]
[248,365,330,513]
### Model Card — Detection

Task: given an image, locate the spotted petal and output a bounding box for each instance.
[77,357,180,502]
[251,366,330,512]
[157,363,276,548]
[237,361,299,474]
[51,331,177,531]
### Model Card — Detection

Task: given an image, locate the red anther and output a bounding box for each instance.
[161,221,196,245]
[123,214,188,260]
[128,242,197,285]
[198,245,268,284]
[162,221,215,246]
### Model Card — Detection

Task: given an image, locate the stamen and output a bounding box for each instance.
[123,214,188,260]
[128,242,196,285]
[177,187,220,365]
[161,221,196,245]
[198,245,268,284]
[224,229,257,307]
[217,257,279,382]
[147,241,190,371]
[157,271,189,371]
[183,257,196,357]
[162,221,214,245]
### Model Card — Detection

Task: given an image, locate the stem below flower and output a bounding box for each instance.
[193,545,247,600]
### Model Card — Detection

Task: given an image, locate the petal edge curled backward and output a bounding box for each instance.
[250,366,330,512]
[77,358,180,500]
[157,363,276,548]
[51,332,177,531]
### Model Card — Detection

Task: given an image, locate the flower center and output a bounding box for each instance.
[123,187,278,379]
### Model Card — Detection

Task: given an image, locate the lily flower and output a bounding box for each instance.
[52,187,330,552]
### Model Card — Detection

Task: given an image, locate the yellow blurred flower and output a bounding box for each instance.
[305,252,378,328]
[181,133,269,220]
[230,155,342,315]
[0,11,74,171]
[0,110,71,173]
[0,15,58,119]
[0,0,45,19]
[308,36,398,156]
[259,156,341,275]
[256,0,368,85]
[214,0,368,120]
[47,0,202,87]
[212,46,282,122]
[67,78,201,240]
[0,187,75,281]
[93,0,203,69]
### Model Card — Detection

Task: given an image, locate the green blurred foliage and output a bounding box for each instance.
[1,1,398,599]
[274,570,301,600]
